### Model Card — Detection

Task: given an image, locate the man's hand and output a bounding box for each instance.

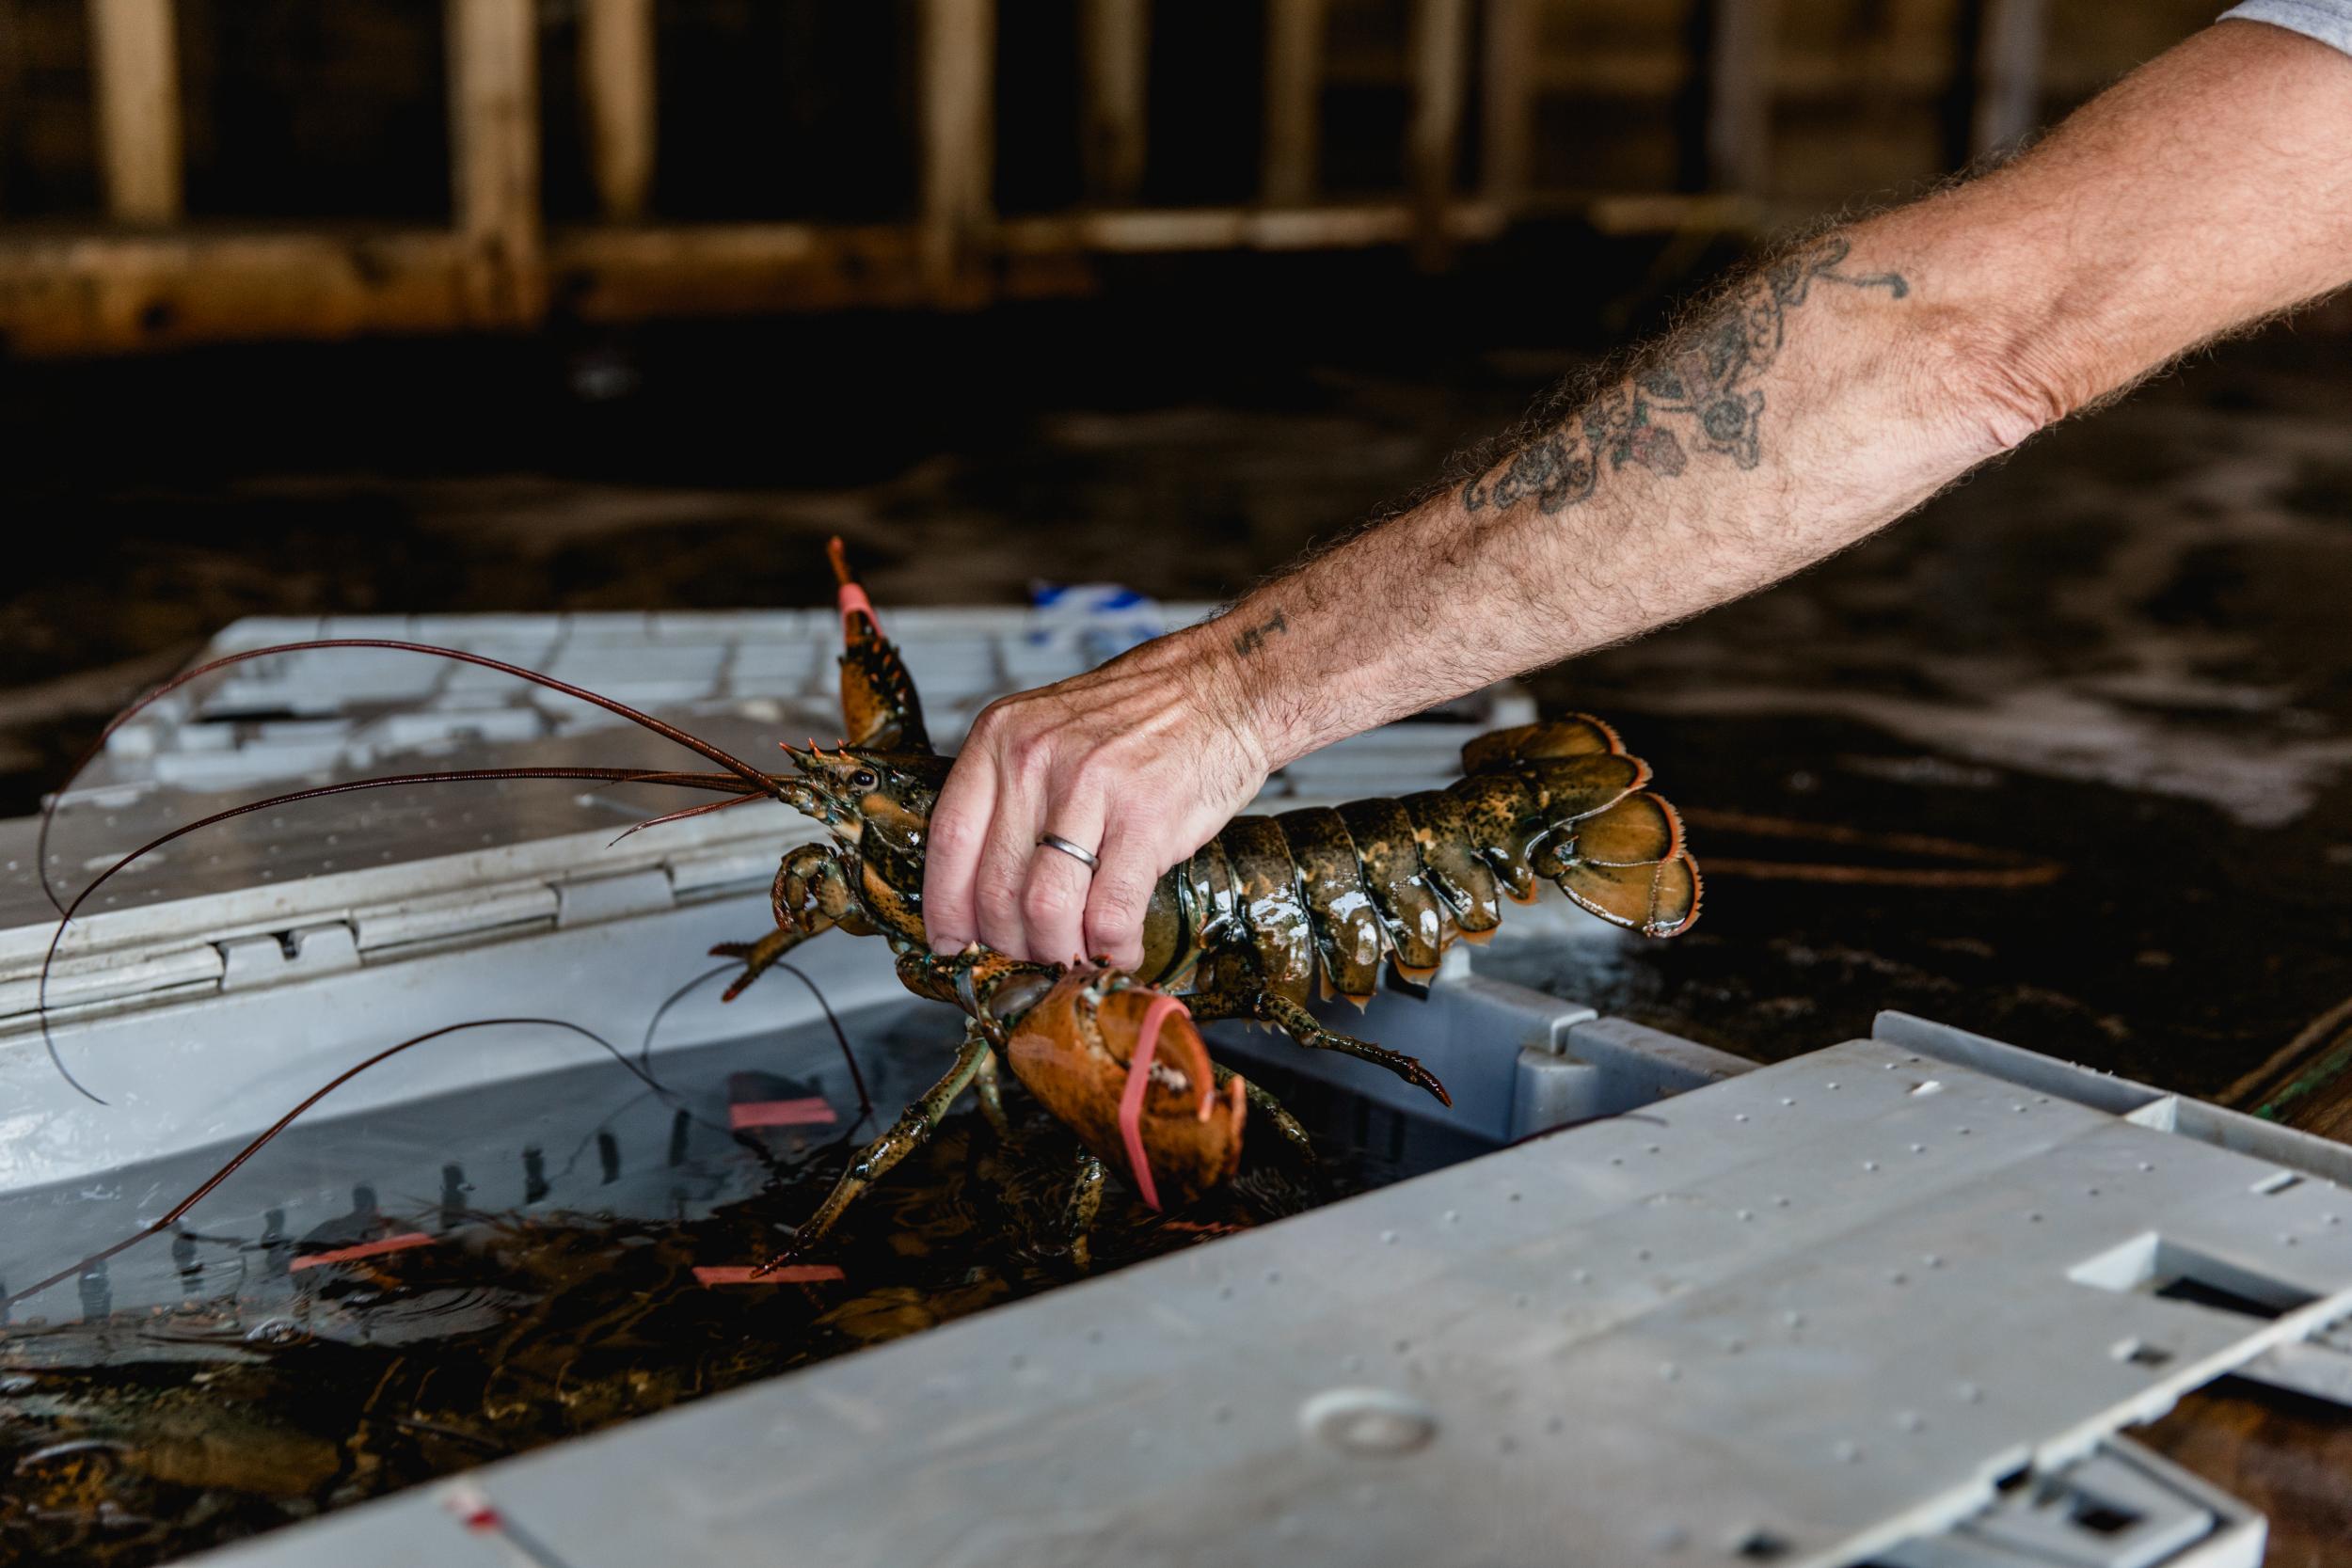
[921,624,1277,967]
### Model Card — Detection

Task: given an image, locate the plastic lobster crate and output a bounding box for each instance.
[3,604,2350,1568]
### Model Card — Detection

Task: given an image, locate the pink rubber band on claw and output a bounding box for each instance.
[1118,993,1192,1212]
[838,582,880,639]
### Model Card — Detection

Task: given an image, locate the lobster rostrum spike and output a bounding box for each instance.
[1006,967,1248,1212]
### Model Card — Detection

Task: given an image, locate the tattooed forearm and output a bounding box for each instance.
[1461,237,1909,516]
[1232,610,1290,657]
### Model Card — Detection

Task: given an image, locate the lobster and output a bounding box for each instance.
[31,540,1700,1273]
[683,542,1701,1259]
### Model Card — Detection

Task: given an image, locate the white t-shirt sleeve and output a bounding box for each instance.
[2220,1,2352,54]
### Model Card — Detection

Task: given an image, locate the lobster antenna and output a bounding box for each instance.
[3,1016,644,1313]
[605,790,770,847]
[638,960,874,1125]
[37,767,761,1105]
[38,637,792,918]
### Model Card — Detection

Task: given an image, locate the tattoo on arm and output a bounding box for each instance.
[1232,610,1290,657]
[1461,237,1910,516]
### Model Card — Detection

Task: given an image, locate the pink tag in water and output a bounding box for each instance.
[289,1231,435,1272]
[728,1098,837,1130]
[693,1263,846,1286]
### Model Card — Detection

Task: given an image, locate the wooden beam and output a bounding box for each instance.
[1079,0,1150,203]
[0,197,1619,356]
[919,0,995,300]
[579,0,656,223]
[1261,0,1326,208]
[1696,0,1777,197]
[1406,0,1471,270]
[87,0,181,225]
[1479,0,1538,207]
[998,199,1508,255]
[0,230,473,355]
[446,0,544,326]
[1967,0,2047,160]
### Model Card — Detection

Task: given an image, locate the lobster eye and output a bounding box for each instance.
[850,768,879,791]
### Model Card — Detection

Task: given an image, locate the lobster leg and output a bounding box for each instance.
[1238,990,1454,1107]
[1063,1151,1107,1271]
[713,844,872,1002]
[708,923,822,1004]
[974,1047,1012,1140]
[1214,1062,1315,1157]
[786,1023,993,1255]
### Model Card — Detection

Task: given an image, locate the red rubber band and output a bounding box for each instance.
[694,1263,845,1286]
[1119,993,1192,1212]
[288,1231,434,1271]
[837,581,880,639]
[728,1097,836,1130]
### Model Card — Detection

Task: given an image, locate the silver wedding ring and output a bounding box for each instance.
[1037,832,1101,871]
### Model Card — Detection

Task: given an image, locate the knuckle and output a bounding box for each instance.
[1090,872,1150,918]
[968,699,1011,739]
[1022,876,1077,926]
[1004,728,1054,778]
[975,873,1025,928]
[926,810,979,858]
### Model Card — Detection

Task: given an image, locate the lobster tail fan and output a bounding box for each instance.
[1545,794,1701,937]
[1569,793,1683,867]
[828,538,932,754]
[1459,713,1624,774]
[1552,847,1703,938]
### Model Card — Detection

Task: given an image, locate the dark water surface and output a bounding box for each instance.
[0,1010,1454,1566]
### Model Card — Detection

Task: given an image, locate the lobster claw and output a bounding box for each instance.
[1005,969,1248,1211]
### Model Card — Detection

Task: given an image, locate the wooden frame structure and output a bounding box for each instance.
[0,0,2053,356]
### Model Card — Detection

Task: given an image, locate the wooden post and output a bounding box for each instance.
[87,0,182,225]
[920,0,994,299]
[447,0,544,325]
[1479,0,1537,208]
[1697,0,1776,197]
[1406,0,1470,269]
[1967,0,2046,160]
[579,0,656,223]
[1079,0,1149,203]
[1261,0,1326,207]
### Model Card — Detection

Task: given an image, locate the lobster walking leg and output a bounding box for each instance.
[782,1022,993,1257]
[1214,1061,1315,1157]
[709,924,821,1004]
[1194,990,1453,1107]
[1063,1151,1107,1270]
[714,844,871,1002]
[973,1048,1012,1140]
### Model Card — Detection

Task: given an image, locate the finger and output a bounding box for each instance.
[1024,798,1106,967]
[1082,810,1160,970]
[923,748,997,953]
[972,769,1046,958]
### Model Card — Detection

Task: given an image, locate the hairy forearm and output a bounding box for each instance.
[1178,20,2352,768]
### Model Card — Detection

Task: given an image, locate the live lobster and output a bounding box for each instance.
[32,541,1701,1272]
